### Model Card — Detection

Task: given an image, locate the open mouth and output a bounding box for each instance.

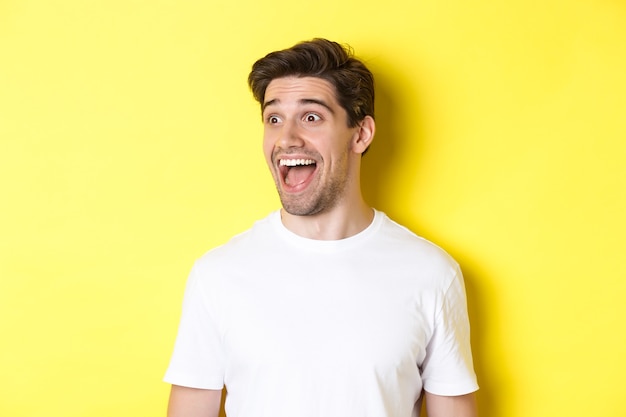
[279,158,317,190]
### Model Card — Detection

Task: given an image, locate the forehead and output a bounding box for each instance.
[263,76,339,106]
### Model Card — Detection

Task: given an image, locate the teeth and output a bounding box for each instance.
[279,159,315,167]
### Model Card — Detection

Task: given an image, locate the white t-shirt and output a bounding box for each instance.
[165,210,478,417]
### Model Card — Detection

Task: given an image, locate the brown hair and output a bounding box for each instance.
[248,38,375,127]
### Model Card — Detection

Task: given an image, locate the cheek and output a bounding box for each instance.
[262,134,274,164]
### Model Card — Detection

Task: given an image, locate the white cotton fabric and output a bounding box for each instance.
[164,210,478,417]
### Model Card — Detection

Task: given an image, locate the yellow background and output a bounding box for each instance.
[1,1,625,416]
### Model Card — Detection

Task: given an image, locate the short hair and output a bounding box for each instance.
[248,38,375,127]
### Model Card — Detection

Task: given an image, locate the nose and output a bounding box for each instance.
[276,119,305,149]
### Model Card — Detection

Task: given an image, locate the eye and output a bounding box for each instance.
[266,115,282,124]
[304,113,321,122]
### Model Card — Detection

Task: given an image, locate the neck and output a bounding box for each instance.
[280,199,374,240]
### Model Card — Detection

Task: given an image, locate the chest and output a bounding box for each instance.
[217,263,436,379]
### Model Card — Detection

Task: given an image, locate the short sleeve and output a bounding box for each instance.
[164,263,225,389]
[420,264,478,395]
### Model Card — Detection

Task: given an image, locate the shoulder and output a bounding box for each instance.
[368,212,462,290]
[192,211,279,274]
[377,212,458,266]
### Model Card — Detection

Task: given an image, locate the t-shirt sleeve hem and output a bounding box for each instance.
[163,371,224,390]
[423,380,479,396]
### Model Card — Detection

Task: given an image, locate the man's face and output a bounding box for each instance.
[262,76,361,216]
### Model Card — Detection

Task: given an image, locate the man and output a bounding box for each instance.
[165,38,478,417]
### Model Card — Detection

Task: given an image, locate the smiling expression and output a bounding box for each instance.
[262,76,363,216]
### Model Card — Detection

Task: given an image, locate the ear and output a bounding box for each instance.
[351,115,375,155]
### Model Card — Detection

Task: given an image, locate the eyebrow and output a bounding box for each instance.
[262,98,335,115]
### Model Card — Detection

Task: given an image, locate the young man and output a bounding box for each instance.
[165,39,478,417]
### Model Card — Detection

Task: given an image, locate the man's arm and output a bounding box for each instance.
[167,385,222,417]
[424,391,477,417]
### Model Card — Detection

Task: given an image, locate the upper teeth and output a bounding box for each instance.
[279,159,315,167]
